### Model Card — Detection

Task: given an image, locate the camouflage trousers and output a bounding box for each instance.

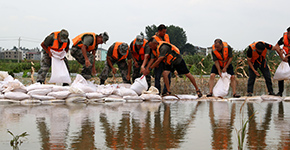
[37,50,70,83]
[70,47,95,80]
[132,61,151,89]
[99,59,131,84]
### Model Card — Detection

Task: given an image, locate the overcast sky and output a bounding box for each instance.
[0,0,289,50]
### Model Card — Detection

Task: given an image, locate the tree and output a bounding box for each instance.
[181,43,197,55]
[144,24,187,49]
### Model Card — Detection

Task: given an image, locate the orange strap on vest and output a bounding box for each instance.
[112,42,129,61]
[132,38,147,61]
[153,34,170,43]
[48,31,68,52]
[72,32,96,52]
[156,41,180,65]
[283,32,290,54]
[212,42,229,68]
[250,41,267,66]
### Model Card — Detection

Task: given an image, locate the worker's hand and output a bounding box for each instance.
[222,67,227,73]
[48,51,52,58]
[254,70,260,76]
[91,68,96,76]
[134,63,139,68]
[126,74,131,81]
[283,57,288,62]
[112,67,117,74]
[218,71,222,78]
[143,69,150,76]
[140,66,145,73]
[85,60,91,68]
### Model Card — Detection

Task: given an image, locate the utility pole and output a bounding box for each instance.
[18,37,21,63]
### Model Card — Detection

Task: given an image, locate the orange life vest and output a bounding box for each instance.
[48,31,68,52]
[112,42,129,61]
[72,32,96,52]
[250,41,267,64]
[212,42,229,68]
[283,32,290,54]
[153,34,170,43]
[153,41,180,65]
[132,38,147,61]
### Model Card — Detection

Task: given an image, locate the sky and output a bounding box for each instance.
[0,0,289,50]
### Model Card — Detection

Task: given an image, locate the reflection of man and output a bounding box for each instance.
[274,27,290,96]
[71,32,109,80]
[130,35,151,88]
[246,41,276,96]
[207,39,240,98]
[144,38,202,97]
[37,29,70,86]
[99,42,132,84]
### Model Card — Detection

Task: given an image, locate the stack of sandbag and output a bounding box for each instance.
[1,74,30,100]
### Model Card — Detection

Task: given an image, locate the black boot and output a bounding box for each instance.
[100,79,105,85]
[62,83,69,86]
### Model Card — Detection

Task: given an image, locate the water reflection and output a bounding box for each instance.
[1,101,290,149]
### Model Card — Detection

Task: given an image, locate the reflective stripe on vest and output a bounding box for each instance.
[212,42,229,68]
[132,38,147,61]
[48,31,68,52]
[155,41,180,65]
[153,34,170,43]
[72,32,96,52]
[112,42,129,61]
[283,32,290,54]
[250,41,267,65]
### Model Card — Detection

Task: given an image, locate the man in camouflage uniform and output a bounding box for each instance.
[37,29,70,85]
[71,32,109,80]
[130,35,151,89]
[99,42,132,84]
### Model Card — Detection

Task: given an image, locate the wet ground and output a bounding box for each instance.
[1,77,290,149]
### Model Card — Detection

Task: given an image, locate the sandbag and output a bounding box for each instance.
[142,86,159,95]
[49,50,71,84]
[28,89,52,96]
[162,95,179,100]
[140,94,162,101]
[26,83,54,91]
[123,96,144,101]
[4,92,30,100]
[97,85,116,95]
[113,87,138,97]
[176,95,198,100]
[0,71,9,81]
[273,61,290,80]
[67,93,86,98]
[213,72,231,97]
[131,75,148,95]
[70,74,97,93]
[2,78,27,93]
[47,91,71,99]
[52,85,70,92]
[86,92,106,99]
[261,95,283,101]
[31,95,55,100]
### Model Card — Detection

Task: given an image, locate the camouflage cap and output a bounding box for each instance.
[59,29,69,43]
[100,32,109,44]
[119,43,129,55]
[135,35,144,45]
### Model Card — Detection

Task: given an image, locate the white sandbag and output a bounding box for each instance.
[273,61,290,80]
[142,86,159,95]
[28,89,52,96]
[0,94,4,99]
[176,95,198,100]
[284,97,290,101]
[69,86,84,94]
[86,92,106,99]
[47,91,71,99]
[140,94,162,101]
[11,88,27,93]
[261,95,283,101]
[0,71,9,81]
[70,74,97,93]
[162,95,179,100]
[41,100,66,104]
[0,99,20,104]
[117,83,131,88]
[246,96,262,102]
[4,75,14,82]
[31,95,55,100]
[49,50,71,84]
[113,87,138,97]
[26,83,54,91]
[67,93,86,98]
[123,96,144,100]
[213,72,231,97]
[97,85,116,95]
[2,78,27,93]
[66,96,87,103]
[52,85,70,92]
[228,97,246,101]
[4,92,30,100]
[131,75,148,95]
[104,97,126,102]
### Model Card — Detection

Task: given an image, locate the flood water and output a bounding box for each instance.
[1,100,290,150]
